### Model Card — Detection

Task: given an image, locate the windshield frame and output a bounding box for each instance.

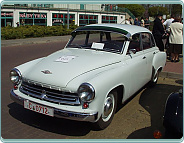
[66,29,128,54]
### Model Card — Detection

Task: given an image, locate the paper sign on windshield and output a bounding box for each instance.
[91,42,104,50]
[55,56,76,63]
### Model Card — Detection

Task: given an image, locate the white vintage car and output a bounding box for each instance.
[10,24,166,129]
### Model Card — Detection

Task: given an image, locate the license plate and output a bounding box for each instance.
[24,100,54,117]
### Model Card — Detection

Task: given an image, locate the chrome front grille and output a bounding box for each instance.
[19,81,81,105]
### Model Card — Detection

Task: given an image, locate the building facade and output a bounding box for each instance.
[1,4,126,27]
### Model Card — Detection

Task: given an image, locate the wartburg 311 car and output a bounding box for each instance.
[10,24,166,129]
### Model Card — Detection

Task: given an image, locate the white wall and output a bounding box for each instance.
[86,4,101,11]
[53,4,80,9]
[13,10,19,27]
[117,15,126,24]
[47,12,52,26]
[53,4,101,11]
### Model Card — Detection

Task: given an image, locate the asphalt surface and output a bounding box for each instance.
[1,37,183,140]
[1,35,71,48]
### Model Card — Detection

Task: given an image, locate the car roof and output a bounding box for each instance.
[74,24,151,38]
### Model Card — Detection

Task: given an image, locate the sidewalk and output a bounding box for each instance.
[161,58,183,79]
[1,36,183,79]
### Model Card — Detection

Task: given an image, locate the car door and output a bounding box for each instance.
[141,33,159,82]
[125,33,148,96]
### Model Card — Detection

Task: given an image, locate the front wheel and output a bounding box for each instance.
[93,91,117,130]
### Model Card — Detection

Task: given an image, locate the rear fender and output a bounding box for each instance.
[152,51,166,76]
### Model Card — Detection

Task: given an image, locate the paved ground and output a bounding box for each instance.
[2,78,183,139]
[1,35,71,48]
[1,36,183,140]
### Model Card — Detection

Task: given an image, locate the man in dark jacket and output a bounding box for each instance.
[152,13,165,51]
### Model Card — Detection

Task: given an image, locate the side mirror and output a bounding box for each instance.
[129,49,136,54]
[71,31,76,37]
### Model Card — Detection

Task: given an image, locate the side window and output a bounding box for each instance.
[127,33,141,54]
[142,33,155,50]
[151,34,156,47]
[103,32,125,52]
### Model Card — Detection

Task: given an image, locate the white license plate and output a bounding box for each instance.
[24,100,54,117]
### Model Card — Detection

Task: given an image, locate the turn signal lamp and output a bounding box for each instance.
[83,102,89,109]
[14,85,18,90]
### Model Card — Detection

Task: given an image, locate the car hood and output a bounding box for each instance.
[24,48,121,88]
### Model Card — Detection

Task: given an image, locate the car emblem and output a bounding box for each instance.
[41,70,52,74]
[41,90,47,99]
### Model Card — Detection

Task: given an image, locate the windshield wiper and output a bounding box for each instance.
[67,44,83,49]
[103,48,120,53]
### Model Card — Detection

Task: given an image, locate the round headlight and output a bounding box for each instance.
[10,68,22,84]
[78,83,95,103]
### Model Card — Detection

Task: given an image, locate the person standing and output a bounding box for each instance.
[125,19,131,25]
[163,15,174,58]
[163,15,174,30]
[129,17,132,25]
[167,17,183,62]
[134,18,140,26]
[144,18,150,29]
[141,17,145,27]
[16,22,19,27]
[152,13,165,51]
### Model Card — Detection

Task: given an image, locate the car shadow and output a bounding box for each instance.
[175,79,183,85]
[7,81,183,138]
[8,102,92,136]
[127,82,183,139]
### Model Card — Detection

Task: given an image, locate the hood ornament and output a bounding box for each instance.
[41,70,52,74]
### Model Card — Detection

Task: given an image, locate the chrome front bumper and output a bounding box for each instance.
[10,90,98,122]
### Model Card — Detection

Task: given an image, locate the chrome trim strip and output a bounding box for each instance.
[10,90,98,122]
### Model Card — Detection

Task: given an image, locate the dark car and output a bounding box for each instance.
[163,89,183,138]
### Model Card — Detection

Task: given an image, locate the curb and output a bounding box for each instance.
[160,71,183,80]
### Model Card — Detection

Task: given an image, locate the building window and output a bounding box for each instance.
[19,12,47,26]
[1,12,13,27]
[37,4,43,7]
[102,15,117,23]
[80,4,85,10]
[14,4,28,7]
[52,13,75,26]
[44,4,53,8]
[79,14,98,26]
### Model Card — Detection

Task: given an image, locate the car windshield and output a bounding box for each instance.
[66,31,126,54]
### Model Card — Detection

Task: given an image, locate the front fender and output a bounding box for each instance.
[66,61,130,119]
[14,58,44,75]
[77,64,130,118]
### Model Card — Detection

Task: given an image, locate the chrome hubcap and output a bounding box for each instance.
[102,94,114,122]
[104,97,113,117]
[153,72,158,82]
